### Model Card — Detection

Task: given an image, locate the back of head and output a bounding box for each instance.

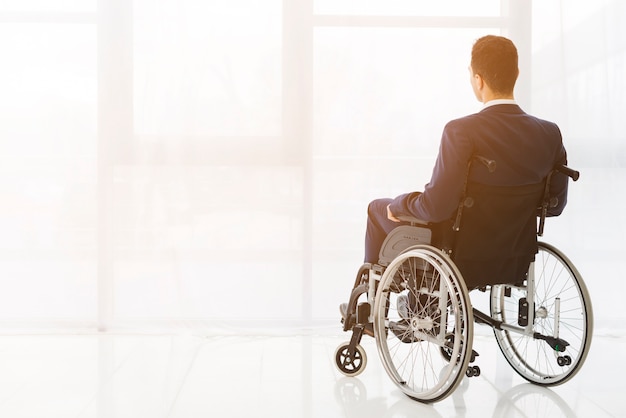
[471,35,518,95]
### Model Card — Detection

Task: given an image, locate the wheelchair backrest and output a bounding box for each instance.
[376,153,579,289]
[377,180,545,288]
[451,181,545,289]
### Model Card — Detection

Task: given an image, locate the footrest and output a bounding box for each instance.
[534,333,570,352]
[389,320,419,343]
[356,302,370,324]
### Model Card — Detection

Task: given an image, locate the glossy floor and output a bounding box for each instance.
[0,331,621,417]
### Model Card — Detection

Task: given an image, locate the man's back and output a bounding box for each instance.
[455,104,565,187]
[390,103,568,223]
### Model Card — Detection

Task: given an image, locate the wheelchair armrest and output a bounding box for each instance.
[396,215,429,225]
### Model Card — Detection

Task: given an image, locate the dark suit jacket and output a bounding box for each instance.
[387,104,569,288]
[388,104,568,223]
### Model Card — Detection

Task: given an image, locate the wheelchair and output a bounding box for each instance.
[336,157,593,403]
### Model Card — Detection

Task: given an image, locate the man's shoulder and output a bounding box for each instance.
[516,111,562,136]
[443,112,484,130]
[447,106,560,130]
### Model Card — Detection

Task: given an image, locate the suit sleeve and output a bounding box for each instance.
[388,120,474,223]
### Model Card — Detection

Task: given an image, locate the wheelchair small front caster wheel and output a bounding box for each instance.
[335,342,367,377]
[466,365,480,377]
[557,355,572,366]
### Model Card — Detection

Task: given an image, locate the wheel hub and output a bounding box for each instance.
[410,316,434,331]
[536,306,548,319]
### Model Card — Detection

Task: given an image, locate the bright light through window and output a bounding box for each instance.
[314,0,500,16]
[133,0,282,136]
[0,0,95,12]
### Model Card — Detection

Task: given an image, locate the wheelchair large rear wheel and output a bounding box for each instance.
[490,241,593,385]
[373,245,474,403]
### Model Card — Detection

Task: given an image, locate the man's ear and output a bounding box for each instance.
[474,73,484,90]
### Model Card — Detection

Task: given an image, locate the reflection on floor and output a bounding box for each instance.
[0,332,621,417]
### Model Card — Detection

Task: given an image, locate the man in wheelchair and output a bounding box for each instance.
[336,35,592,403]
[365,35,568,277]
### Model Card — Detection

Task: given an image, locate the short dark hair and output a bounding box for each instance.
[471,35,518,94]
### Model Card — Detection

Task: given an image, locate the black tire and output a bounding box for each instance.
[335,342,367,377]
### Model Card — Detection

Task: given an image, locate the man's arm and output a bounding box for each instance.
[387,121,474,223]
[386,204,401,222]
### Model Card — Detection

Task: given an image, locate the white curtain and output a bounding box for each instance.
[0,0,623,333]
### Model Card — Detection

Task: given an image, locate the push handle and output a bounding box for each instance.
[538,165,580,236]
[474,155,496,173]
[556,165,580,181]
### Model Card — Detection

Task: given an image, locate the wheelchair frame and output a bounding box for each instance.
[336,160,592,403]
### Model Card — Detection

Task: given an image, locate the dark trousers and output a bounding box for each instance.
[364,198,409,263]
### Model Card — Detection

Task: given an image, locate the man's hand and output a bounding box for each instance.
[387,204,401,223]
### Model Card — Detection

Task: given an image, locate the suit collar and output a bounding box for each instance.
[483,98,517,108]
[479,103,524,114]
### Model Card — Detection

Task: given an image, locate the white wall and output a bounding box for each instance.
[0,0,623,333]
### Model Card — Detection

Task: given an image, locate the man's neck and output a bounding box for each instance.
[483,98,517,109]
[482,91,514,103]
